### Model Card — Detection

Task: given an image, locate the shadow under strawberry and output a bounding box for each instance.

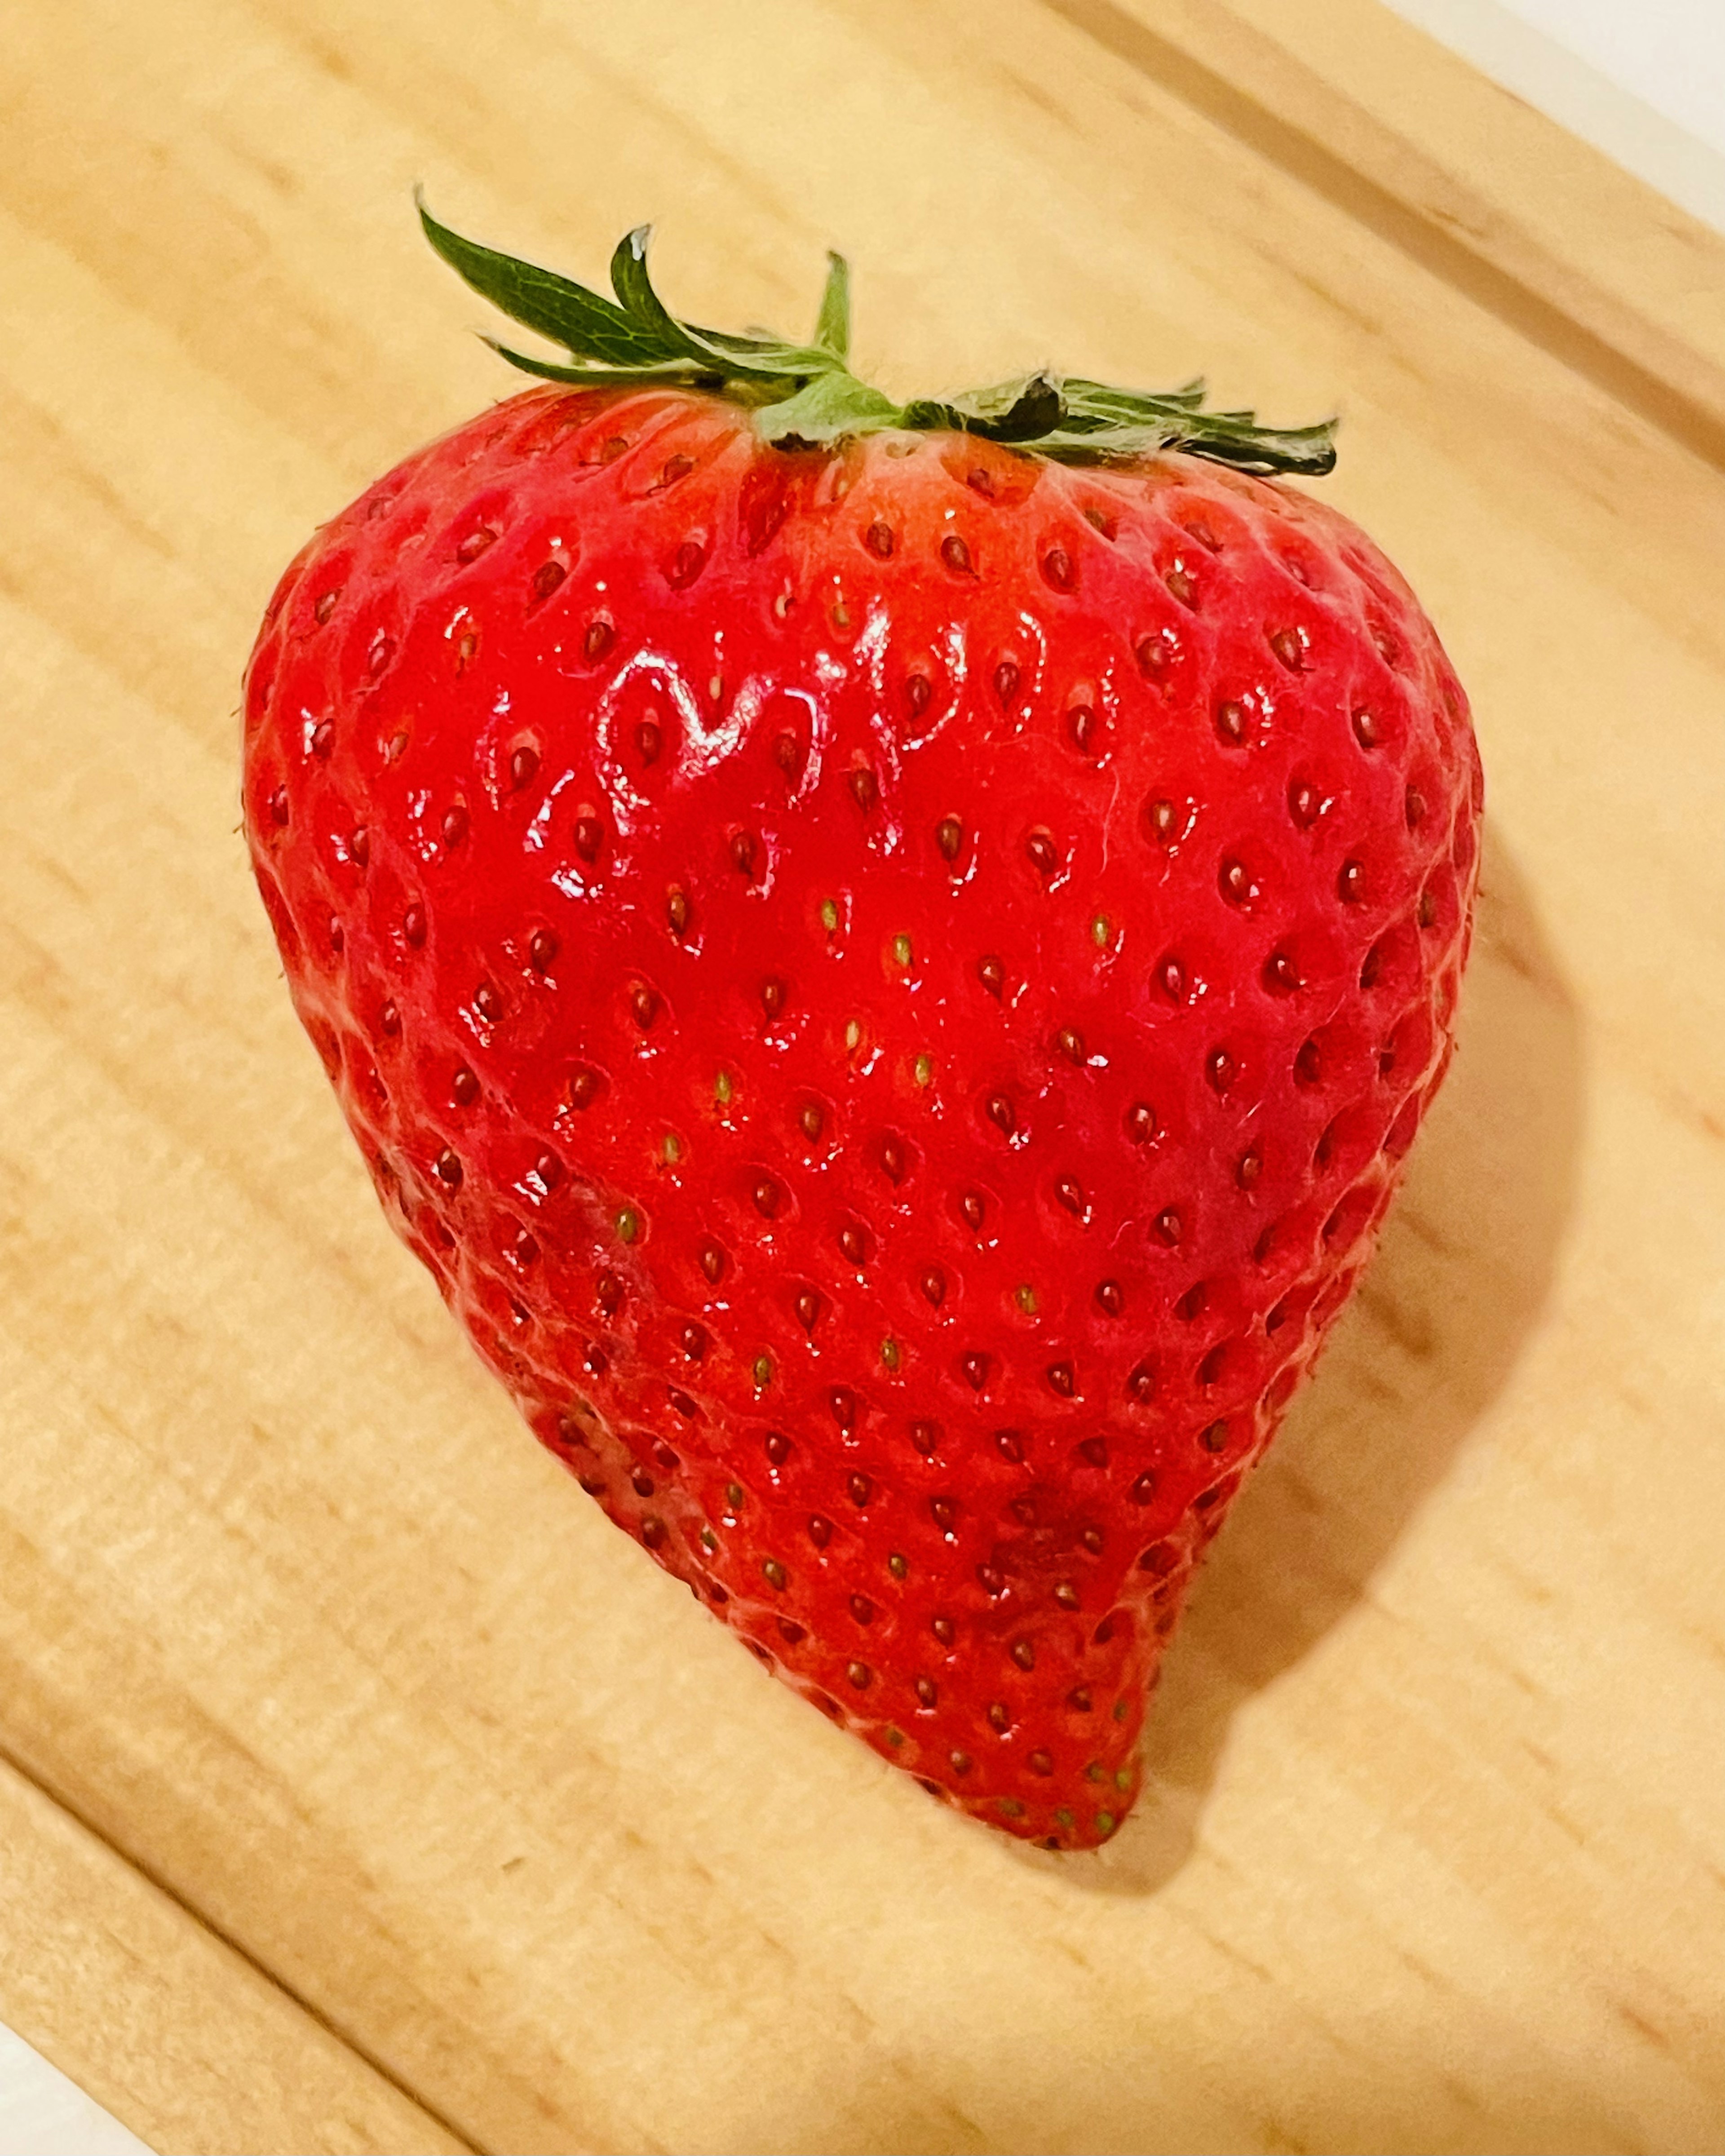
[1007,828,1583,1894]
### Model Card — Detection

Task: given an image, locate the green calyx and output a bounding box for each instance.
[417,197,1337,477]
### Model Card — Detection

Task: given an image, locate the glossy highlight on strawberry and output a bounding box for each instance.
[243,218,1480,1849]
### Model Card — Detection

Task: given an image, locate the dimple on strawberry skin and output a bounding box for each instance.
[242,209,1481,1850]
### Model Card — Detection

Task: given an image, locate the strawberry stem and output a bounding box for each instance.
[417,197,1337,476]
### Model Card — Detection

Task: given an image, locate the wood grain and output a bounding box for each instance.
[0,1755,468,2154]
[1,1,1723,2151]
[1048,0,1725,453]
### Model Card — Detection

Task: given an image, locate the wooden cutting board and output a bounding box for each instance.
[3,1,1724,2150]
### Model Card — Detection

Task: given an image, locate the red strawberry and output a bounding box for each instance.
[243,210,1480,1849]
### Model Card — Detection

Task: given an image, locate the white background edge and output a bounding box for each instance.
[0,2026,151,2156]
[1381,0,1725,233]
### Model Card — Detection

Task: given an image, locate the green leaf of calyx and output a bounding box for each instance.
[900,372,1066,443]
[482,340,709,387]
[417,193,678,372]
[812,252,851,360]
[1055,378,1337,474]
[417,203,1338,477]
[609,227,839,383]
[605,225,731,372]
[754,369,899,447]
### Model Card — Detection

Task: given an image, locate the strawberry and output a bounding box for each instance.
[243,208,1481,1849]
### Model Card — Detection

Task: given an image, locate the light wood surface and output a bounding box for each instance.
[0,1759,465,2155]
[1059,0,1725,445]
[2,2,1724,2151]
